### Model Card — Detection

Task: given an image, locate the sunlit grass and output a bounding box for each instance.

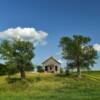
[0,71,99,100]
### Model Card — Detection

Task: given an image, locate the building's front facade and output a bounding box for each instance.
[42,56,61,73]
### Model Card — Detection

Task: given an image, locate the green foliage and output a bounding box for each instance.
[0,64,7,75]
[24,64,34,71]
[60,67,64,73]
[65,69,70,76]
[37,66,44,73]
[0,40,35,78]
[6,62,18,75]
[60,35,98,77]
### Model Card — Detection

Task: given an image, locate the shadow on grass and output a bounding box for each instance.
[55,71,78,78]
[6,76,42,84]
[27,76,42,83]
[55,73,68,77]
[6,77,22,84]
[55,73,86,80]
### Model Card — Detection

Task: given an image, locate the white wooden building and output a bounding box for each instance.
[42,56,61,73]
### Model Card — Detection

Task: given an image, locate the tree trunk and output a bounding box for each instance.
[77,66,81,78]
[19,67,26,79]
[20,70,26,79]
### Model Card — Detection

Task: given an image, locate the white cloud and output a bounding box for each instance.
[93,44,100,52]
[0,27,48,46]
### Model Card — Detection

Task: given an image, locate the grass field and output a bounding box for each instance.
[0,71,100,100]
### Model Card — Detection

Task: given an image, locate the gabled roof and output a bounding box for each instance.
[42,56,61,65]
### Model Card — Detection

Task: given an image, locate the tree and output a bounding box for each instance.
[60,35,97,78]
[0,40,35,79]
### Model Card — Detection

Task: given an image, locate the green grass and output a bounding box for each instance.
[0,71,100,100]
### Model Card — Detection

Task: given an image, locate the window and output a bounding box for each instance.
[45,66,48,71]
[55,66,58,71]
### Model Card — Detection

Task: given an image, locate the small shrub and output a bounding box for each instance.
[60,67,64,74]
[0,64,7,75]
[37,66,44,73]
[65,69,70,76]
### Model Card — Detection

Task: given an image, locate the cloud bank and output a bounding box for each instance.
[0,27,48,46]
[93,44,100,52]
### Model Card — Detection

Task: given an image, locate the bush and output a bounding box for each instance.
[60,67,64,73]
[0,64,7,75]
[65,69,70,76]
[37,66,44,73]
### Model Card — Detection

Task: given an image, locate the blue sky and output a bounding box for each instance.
[0,0,100,70]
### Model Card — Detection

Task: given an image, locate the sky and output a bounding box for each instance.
[0,0,100,70]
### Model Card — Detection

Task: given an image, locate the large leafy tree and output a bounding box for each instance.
[0,40,35,79]
[60,35,97,78]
